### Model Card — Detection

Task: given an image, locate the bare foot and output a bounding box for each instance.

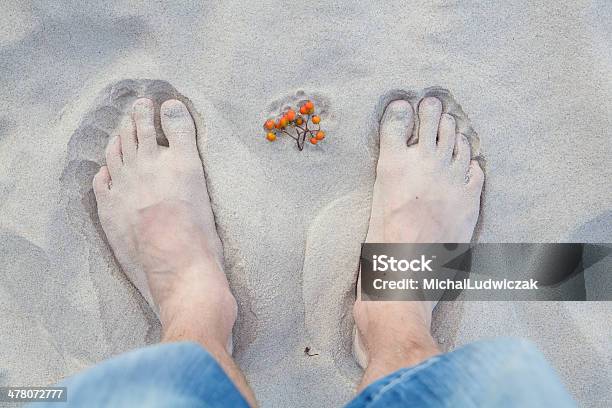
[93,98,236,352]
[353,97,484,390]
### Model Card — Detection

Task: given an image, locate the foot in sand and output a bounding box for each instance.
[93,98,235,347]
[93,98,256,405]
[353,97,484,390]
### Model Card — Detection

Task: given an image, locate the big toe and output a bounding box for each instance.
[161,99,197,154]
[379,100,414,155]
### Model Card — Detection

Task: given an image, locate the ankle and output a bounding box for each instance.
[358,331,440,391]
[161,318,233,354]
[159,275,237,352]
[368,330,440,369]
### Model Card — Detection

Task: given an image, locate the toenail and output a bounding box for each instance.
[386,100,412,118]
[421,97,441,107]
[162,100,187,118]
[134,98,153,111]
[388,100,411,110]
[443,113,455,122]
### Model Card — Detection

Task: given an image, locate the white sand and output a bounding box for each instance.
[1,1,611,407]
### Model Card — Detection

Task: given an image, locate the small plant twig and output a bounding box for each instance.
[304,347,319,357]
[263,100,326,151]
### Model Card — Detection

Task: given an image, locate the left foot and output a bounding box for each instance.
[93,98,236,352]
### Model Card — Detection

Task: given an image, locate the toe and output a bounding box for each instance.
[468,160,485,190]
[93,166,111,197]
[417,97,442,151]
[132,98,158,156]
[437,114,456,159]
[452,133,471,174]
[118,114,137,163]
[379,100,414,156]
[160,99,197,154]
[105,136,123,178]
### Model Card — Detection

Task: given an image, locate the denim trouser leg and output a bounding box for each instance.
[33,338,574,407]
[347,337,576,408]
[33,342,249,408]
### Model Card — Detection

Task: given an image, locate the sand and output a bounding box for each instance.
[1,1,611,407]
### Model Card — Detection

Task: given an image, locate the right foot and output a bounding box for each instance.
[93,98,236,352]
[365,97,483,243]
[353,97,484,387]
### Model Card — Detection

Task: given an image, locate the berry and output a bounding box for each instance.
[315,130,325,140]
[310,137,318,145]
[266,132,276,141]
[264,119,275,130]
[286,109,296,121]
[299,105,308,115]
[304,100,314,111]
[311,115,321,124]
[279,117,289,128]
[296,117,304,126]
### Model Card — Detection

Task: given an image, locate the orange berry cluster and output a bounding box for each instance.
[263,100,326,151]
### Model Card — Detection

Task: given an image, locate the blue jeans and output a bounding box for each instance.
[35,338,574,407]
